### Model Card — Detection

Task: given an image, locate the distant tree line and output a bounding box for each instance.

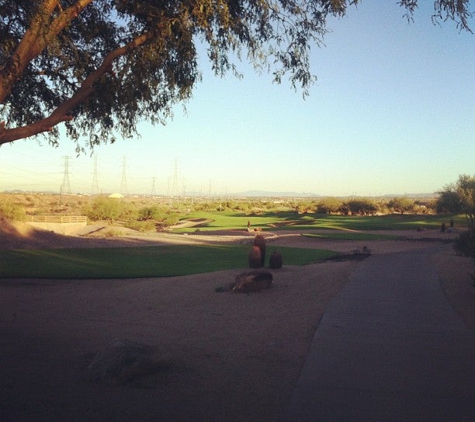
[0,192,439,224]
[294,197,433,216]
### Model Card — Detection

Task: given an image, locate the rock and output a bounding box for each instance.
[269,251,283,269]
[215,282,236,293]
[248,245,262,268]
[88,339,162,385]
[362,245,371,254]
[233,270,273,293]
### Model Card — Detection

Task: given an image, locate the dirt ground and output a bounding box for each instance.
[1,220,474,422]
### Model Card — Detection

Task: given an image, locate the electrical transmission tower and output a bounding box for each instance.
[60,156,72,195]
[120,156,128,196]
[91,154,100,195]
[171,158,179,197]
[151,177,157,196]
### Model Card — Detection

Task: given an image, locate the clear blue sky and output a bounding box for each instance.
[0,1,474,197]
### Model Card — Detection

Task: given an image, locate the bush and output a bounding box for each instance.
[163,214,180,227]
[316,197,342,214]
[103,228,123,237]
[82,197,125,223]
[345,198,379,216]
[138,206,167,221]
[454,231,475,258]
[119,202,139,221]
[0,202,26,221]
[387,197,415,214]
[124,220,156,232]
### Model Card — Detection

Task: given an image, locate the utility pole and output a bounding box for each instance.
[120,156,128,196]
[171,157,179,197]
[60,156,72,195]
[91,154,100,195]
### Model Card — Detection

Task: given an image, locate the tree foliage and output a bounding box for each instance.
[82,196,126,223]
[437,174,475,245]
[344,198,379,216]
[437,175,475,223]
[387,197,415,214]
[316,197,342,214]
[0,1,473,150]
[138,205,167,221]
[0,200,27,221]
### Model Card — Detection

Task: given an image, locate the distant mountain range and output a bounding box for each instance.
[231,190,437,199]
[232,190,318,198]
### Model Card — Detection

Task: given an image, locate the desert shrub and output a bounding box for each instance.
[136,207,179,227]
[119,202,139,221]
[138,206,167,221]
[163,214,180,227]
[388,197,415,214]
[82,197,125,223]
[316,197,342,214]
[103,228,123,237]
[124,220,156,232]
[454,231,475,258]
[138,206,155,220]
[0,202,26,221]
[345,198,379,216]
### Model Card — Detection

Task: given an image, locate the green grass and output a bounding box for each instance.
[302,232,402,241]
[0,245,337,279]
[173,211,464,233]
[174,211,281,232]
[307,214,458,231]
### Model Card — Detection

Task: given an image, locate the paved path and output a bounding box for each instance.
[280,247,475,422]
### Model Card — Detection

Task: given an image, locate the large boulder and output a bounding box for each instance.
[88,339,162,385]
[233,270,273,293]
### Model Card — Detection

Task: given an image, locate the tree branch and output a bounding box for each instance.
[0,0,94,104]
[0,30,155,146]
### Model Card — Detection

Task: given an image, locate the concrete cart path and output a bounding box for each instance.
[280,247,475,422]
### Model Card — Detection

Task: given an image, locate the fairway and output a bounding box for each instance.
[173,212,462,233]
[0,245,337,279]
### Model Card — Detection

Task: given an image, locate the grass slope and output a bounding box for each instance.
[0,245,337,279]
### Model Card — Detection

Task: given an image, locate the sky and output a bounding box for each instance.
[0,1,474,197]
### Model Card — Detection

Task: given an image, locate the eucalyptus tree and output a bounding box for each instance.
[0,1,472,151]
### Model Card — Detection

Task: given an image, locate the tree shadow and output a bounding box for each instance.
[0,216,68,249]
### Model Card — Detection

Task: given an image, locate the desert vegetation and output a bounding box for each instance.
[0,187,470,238]
[0,192,439,226]
[0,190,466,245]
